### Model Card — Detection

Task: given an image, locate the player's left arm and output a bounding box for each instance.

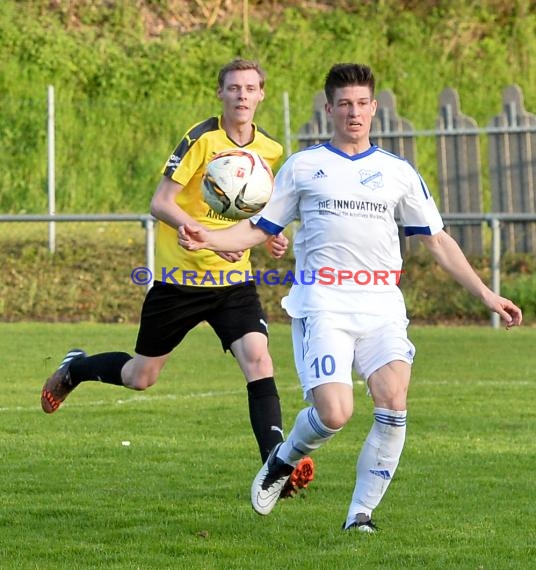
[419,230,522,328]
[179,219,271,253]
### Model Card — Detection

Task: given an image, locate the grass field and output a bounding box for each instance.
[1,322,535,569]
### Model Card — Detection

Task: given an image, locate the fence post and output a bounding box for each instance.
[488,84,536,253]
[436,88,483,254]
[47,85,56,253]
[490,216,501,329]
[144,216,155,290]
[283,91,292,158]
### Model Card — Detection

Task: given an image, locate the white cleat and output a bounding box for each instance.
[251,443,294,515]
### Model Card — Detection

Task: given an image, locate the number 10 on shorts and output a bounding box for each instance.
[311,355,336,378]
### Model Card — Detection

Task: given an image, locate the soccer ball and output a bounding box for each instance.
[202,149,274,220]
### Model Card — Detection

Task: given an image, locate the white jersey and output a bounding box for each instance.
[251,143,444,318]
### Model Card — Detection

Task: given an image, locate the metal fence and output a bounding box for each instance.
[0,213,156,290]
[2,211,534,328]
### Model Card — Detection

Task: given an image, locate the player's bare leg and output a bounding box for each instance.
[41,351,169,413]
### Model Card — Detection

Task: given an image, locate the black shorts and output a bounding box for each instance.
[134,281,268,357]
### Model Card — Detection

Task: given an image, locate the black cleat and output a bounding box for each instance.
[342,513,378,534]
[41,349,87,413]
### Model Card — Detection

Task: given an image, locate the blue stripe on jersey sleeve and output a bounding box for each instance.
[253,217,285,235]
[418,176,431,199]
[404,225,433,236]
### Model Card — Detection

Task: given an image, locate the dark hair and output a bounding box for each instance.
[324,63,375,104]
[217,58,266,89]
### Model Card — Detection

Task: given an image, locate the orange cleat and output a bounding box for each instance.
[41,349,87,413]
[280,456,315,499]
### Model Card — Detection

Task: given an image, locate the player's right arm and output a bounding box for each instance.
[420,230,522,328]
[150,176,199,230]
[178,220,269,253]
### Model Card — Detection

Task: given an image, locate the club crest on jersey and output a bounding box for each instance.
[359,169,383,190]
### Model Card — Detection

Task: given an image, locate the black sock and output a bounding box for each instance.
[69,352,132,386]
[247,377,284,463]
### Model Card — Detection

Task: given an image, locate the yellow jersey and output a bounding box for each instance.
[155,116,283,286]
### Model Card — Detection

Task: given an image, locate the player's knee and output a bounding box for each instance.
[123,372,158,391]
[318,406,353,430]
[241,351,273,378]
[121,355,165,390]
[129,381,152,391]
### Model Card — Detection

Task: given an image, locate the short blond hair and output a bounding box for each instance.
[217,58,266,89]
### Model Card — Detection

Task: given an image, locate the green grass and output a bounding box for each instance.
[1,323,535,569]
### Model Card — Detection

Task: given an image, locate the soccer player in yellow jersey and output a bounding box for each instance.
[41,58,314,497]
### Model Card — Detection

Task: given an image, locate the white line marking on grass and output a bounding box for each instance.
[0,386,302,413]
[3,379,531,414]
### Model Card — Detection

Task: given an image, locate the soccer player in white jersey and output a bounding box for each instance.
[178,63,522,532]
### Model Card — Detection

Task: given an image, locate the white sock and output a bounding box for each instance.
[345,407,407,526]
[277,407,340,466]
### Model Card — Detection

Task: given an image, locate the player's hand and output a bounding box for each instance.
[482,291,523,329]
[265,233,288,260]
[215,250,244,262]
[178,224,209,251]
[178,225,243,262]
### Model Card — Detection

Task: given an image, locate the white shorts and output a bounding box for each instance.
[291,312,415,401]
